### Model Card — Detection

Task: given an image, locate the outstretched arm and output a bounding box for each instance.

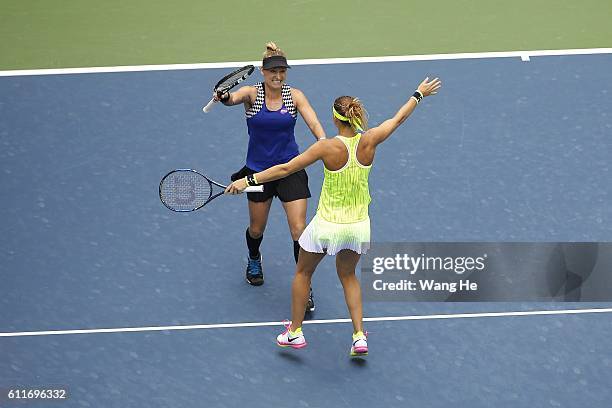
[365,77,441,146]
[225,141,327,194]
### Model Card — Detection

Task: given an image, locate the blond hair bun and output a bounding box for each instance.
[263,42,285,58]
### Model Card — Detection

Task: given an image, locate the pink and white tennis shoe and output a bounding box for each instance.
[276,321,307,349]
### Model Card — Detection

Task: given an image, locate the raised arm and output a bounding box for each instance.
[365,77,441,146]
[225,141,327,194]
[213,85,255,107]
[292,89,326,140]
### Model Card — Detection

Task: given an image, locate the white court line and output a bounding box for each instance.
[1,48,611,77]
[1,308,611,338]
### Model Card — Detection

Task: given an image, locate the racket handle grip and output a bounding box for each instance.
[202,98,216,113]
[244,186,264,193]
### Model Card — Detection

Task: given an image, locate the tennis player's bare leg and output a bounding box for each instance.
[289,249,325,331]
[336,249,363,333]
[281,199,307,241]
[247,198,273,240]
[282,198,316,312]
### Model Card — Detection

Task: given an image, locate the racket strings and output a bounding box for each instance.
[217,68,252,90]
[160,172,212,211]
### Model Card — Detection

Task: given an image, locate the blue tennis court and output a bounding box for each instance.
[1,54,612,407]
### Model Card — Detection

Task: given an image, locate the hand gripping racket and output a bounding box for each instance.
[159,169,263,212]
[202,65,255,113]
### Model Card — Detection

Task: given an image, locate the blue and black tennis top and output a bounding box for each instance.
[245,82,299,171]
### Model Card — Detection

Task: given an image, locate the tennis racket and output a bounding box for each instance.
[159,169,263,212]
[202,65,255,113]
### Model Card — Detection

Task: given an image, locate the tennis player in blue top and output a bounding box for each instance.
[213,42,325,312]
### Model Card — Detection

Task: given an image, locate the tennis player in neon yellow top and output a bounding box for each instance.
[227,76,442,356]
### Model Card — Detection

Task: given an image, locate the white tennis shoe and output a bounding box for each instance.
[276,321,307,349]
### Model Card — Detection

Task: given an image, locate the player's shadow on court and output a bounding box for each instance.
[546,243,599,301]
[349,357,367,367]
[277,350,305,364]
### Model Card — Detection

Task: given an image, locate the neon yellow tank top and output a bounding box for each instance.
[317,134,372,223]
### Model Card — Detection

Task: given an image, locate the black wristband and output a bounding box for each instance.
[219,91,230,103]
[412,90,423,104]
[246,174,256,186]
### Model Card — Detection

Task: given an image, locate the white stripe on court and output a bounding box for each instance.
[1,308,611,338]
[1,48,611,77]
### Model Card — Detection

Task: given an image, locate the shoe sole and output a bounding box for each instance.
[246,277,264,286]
[277,341,307,349]
[350,346,368,356]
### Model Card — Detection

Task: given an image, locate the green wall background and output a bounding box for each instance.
[1,0,611,70]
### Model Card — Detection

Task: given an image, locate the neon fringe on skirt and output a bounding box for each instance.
[298,214,370,255]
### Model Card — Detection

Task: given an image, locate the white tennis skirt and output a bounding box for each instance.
[298,214,370,256]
